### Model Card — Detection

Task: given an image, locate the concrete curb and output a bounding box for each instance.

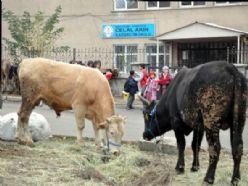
[53,135,248,155]
[2,95,22,102]
[137,139,178,155]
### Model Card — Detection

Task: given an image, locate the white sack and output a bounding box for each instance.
[0,112,52,141]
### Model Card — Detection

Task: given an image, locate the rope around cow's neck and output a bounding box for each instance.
[105,128,122,152]
[146,104,158,138]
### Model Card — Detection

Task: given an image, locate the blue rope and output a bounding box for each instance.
[150,106,156,117]
[145,105,157,138]
[108,139,122,148]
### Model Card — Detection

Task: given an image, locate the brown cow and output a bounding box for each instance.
[17,58,126,154]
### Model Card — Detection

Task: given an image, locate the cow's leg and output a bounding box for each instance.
[5,74,11,92]
[191,127,204,172]
[230,125,244,185]
[174,130,186,173]
[16,100,35,146]
[204,127,221,184]
[3,76,8,92]
[1,76,4,92]
[73,107,86,145]
[93,124,106,147]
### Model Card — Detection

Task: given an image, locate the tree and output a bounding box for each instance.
[2,6,69,63]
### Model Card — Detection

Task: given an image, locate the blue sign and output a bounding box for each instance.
[102,23,155,38]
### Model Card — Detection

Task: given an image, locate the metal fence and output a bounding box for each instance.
[227,47,248,64]
[1,46,115,69]
[1,46,170,72]
[2,46,248,70]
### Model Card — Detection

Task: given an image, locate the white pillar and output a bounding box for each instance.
[237,35,240,64]
[169,42,173,67]
[156,39,159,75]
[240,36,243,63]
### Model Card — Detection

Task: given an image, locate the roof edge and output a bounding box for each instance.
[155,21,248,40]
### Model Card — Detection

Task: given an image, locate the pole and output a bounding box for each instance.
[156,39,159,75]
[227,47,229,63]
[73,48,76,61]
[237,35,240,64]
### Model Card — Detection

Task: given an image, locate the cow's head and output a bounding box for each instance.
[99,115,126,155]
[138,95,161,141]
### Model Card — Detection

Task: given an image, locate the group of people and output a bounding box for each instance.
[69,59,113,80]
[125,65,175,110]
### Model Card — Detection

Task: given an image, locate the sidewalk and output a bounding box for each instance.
[114,96,143,109]
[1,94,143,109]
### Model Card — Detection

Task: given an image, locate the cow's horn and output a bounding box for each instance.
[138,95,150,106]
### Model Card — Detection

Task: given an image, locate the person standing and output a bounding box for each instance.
[135,65,148,96]
[143,71,158,102]
[105,69,113,80]
[125,70,138,110]
[156,65,172,99]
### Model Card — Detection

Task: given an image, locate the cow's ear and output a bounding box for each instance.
[99,121,107,129]
[106,118,111,124]
[138,95,150,106]
[115,115,127,124]
[122,116,127,123]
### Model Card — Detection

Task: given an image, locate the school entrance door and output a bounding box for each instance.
[178,40,237,68]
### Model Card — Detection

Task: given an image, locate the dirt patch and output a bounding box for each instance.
[74,166,114,186]
[133,170,172,186]
[0,136,248,186]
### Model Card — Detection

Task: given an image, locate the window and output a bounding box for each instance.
[147,1,170,9]
[114,0,138,10]
[180,1,206,7]
[114,45,138,73]
[193,1,206,5]
[145,44,167,71]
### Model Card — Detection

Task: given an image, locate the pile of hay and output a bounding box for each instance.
[0,136,247,186]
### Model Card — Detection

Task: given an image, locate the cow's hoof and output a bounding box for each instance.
[204,177,214,185]
[17,138,34,147]
[191,166,199,172]
[17,138,26,145]
[231,178,240,186]
[26,140,35,147]
[175,165,185,174]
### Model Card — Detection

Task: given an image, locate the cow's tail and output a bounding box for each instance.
[233,69,247,133]
[231,66,247,181]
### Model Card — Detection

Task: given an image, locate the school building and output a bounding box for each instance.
[2,1,248,75]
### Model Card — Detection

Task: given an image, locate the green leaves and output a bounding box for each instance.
[3,6,66,63]
[43,5,62,33]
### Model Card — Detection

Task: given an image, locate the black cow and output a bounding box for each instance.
[9,63,19,79]
[139,61,247,185]
[1,59,19,93]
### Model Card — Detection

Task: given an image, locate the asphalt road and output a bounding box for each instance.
[1,100,248,151]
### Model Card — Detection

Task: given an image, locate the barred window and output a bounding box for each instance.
[180,1,206,6]
[114,44,138,73]
[145,44,166,71]
[147,1,170,9]
[114,0,138,10]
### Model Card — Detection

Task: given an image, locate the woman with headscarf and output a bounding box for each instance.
[156,65,172,99]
